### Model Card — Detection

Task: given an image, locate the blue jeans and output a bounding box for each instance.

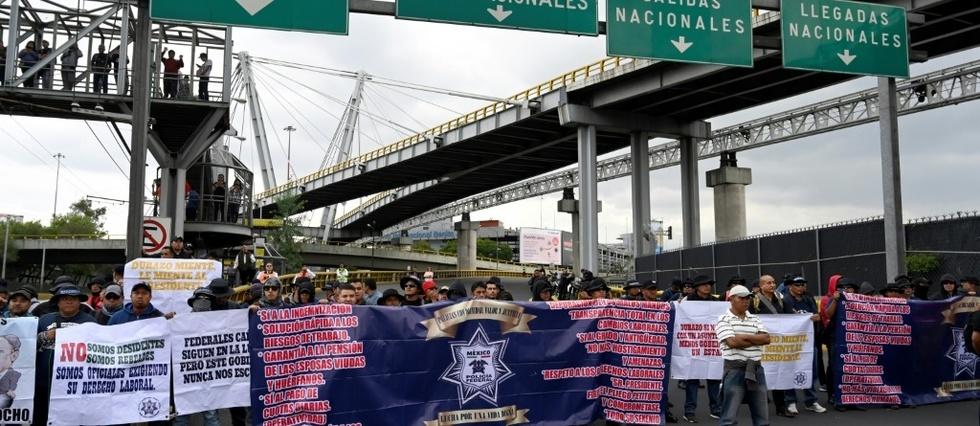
[174,410,220,426]
[684,378,721,416]
[720,365,769,426]
[785,352,819,406]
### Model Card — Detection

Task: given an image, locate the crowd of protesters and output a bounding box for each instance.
[2,243,977,426]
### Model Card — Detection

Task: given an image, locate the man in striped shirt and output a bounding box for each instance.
[715,285,771,426]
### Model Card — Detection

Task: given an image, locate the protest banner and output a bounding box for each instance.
[49,318,171,425]
[0,318,38,425]
[670,301,814,389]
[249,299,675,425]
[834,294,980,406]
[172,310,251,415]
[124,258,222,315]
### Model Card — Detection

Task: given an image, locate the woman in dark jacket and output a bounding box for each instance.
[531,279,554,301]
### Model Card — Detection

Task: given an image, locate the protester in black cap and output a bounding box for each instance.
[401,275,424,306]
[881,283,903,298]
[680,277,695,299]
[911,277,931,300]
[898,280,915,300]
[379,289,405,307]
[187,287,216,311]
[680,275,722,422]
[934,274,959,300]
[252,277,289,310]
[86,276,105,310]
[447,281,468,302]
[94,284,125,325]
[318,282,336,305]
[35,284,96,426]
[858,281,876,296]
[640,280,660,302]
[296,280,317,306]
[727,275,746,289]
[621,280,643,300]
[3,287,35,319]
[170,236,193,258]
[30,277,94,317]
[108,282,174,325]
[659,277,683,302]
[583,278,610,300]
[531,279,554,302]
[960,276,979,296]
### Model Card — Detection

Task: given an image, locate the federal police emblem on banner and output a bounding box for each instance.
[440,325,514,405]
[138,397,161,418]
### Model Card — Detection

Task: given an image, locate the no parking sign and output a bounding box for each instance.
[142,217,172,255]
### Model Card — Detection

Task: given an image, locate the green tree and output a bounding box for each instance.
[439,238,512,261]
[907,253,940,276]
[266,195,305,272]
[412,240,434,252]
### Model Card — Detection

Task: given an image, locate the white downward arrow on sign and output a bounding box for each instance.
[236,0,275,16]
[671,36,693,54]
[837,49,857,65]
[487,5,513,22]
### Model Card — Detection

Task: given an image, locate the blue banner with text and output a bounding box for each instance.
[249,299,675,426]
[833,294,979,406]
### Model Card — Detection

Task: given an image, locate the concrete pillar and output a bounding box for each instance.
[878,77,907,279]
[706,152,752,242]
[578,125,599,273]
[392,231,413,252]
[680,137,701,247]
[558,189,581,273]
[454,217,479,270]
[159,168,187,239]
[630,131,654,257]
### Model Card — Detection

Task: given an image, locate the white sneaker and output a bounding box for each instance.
[806,402,827,413]
[786,403,799,415]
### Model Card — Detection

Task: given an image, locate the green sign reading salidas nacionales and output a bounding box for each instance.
[781,0,909,78]
[607,0,754,67]
[397,0,598,35]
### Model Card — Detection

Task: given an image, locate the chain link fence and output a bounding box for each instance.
[636,213,980,297]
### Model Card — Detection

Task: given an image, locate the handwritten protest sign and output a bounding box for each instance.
[172,310,251,415]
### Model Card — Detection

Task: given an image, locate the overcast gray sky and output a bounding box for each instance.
[2,5,978,251]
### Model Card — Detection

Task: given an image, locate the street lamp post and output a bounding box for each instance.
[366,222,376,270]
[52,153,65,219]
[283,126,296,181]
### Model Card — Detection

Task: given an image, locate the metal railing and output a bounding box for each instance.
[257,56,633,201]
[277,270,532,287]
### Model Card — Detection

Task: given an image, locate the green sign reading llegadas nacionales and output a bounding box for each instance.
[606,0,754,67]
[781,0,909,78]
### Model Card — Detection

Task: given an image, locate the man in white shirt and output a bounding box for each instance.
[715,285,771,426]
[196,52,212,101]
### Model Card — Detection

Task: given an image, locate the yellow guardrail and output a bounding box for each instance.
[276,270,532,287]
[257,56,632,201]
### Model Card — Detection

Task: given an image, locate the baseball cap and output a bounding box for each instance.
[102,284,123,298]
[728,285,751,299]
[131,282,152,293]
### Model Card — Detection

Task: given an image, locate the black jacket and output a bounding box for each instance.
[750,292,794,314]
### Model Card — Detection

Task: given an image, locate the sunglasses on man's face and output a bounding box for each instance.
[404,284,418,288]
[264,287,279,291]
[104,294,121,300]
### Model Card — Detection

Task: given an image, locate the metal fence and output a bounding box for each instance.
[635,212,980,297]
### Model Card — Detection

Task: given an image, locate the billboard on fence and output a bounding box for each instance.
[519,228,563,265]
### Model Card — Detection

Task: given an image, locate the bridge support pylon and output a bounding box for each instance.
[454,214,479,271]
[706,152,752,242]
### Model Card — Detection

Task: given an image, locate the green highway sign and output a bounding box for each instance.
[606,0,753,67]
[781,0,909,78]
[396,0,598,35]
[150,0,348,34]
